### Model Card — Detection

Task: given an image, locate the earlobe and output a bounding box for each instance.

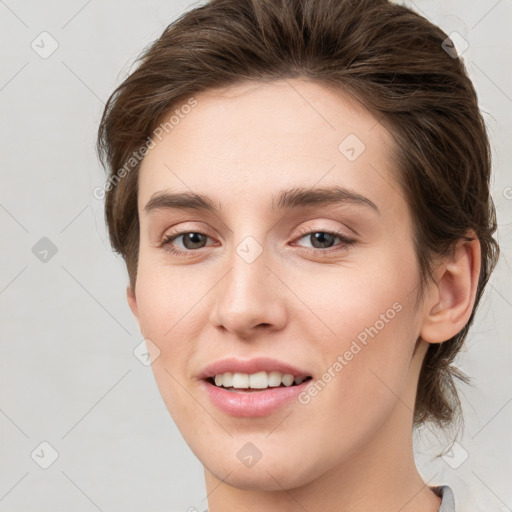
[126,285,141,331]
[420,235,481,344]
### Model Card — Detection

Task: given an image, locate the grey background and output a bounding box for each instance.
[0,0,511,511]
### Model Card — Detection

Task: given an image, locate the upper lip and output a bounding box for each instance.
[198,357,311,380]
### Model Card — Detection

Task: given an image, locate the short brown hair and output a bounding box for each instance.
[97,0,499,427]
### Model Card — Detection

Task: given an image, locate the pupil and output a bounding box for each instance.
[311,232,335,249]
[184,232,206,249]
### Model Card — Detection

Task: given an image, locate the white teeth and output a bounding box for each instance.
[222,372,233,387]
[211,371,309,389]
[249,371,268,389]
[281,374,294,387]
[232,372,249,388]
[268,371,282,387]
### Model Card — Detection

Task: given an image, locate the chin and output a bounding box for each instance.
[202,447,327,492]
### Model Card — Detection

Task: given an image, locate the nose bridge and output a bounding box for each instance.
[210,234,287,336]
[220,242,271,314]
[221,223,272,299]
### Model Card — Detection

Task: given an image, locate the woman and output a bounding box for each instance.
[97,0,499,510]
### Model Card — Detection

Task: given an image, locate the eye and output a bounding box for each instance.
[159,228,356,257]
[294,228,356,252]
[160,231,215,255]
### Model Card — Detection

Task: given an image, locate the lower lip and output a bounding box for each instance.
[200,379,312,417]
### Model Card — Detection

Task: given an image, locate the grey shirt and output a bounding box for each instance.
[434,485,456,512]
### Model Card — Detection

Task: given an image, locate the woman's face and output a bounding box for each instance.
[129,79,428,491]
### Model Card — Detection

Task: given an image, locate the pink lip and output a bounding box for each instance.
[197,357,312,417]
[197,357,310,380]
[200,378,312,417]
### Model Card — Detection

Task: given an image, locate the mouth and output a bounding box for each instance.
[198,358,314,417]
[205,371,313,393]
[201,375,313,417]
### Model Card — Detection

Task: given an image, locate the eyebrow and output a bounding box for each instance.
[143,185,379,215]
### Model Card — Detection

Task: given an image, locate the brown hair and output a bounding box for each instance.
[97,0,499,427]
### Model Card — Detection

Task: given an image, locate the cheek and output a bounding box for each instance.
[291,240,419,346]
[291,244,420,419]
[134,262,206,411]
[135,255,207,340]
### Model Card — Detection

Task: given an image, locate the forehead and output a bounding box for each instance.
[137,79,402,217]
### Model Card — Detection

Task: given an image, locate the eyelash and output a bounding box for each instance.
[159,227,356,257]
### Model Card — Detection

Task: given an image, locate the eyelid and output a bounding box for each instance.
[294,225,354,239]
[159,222,216,242]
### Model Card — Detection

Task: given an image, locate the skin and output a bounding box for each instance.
[127,79,480,512]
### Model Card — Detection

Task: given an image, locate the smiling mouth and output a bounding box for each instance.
[206,371,313,392]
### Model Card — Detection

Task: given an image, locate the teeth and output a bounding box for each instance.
[211,371,308,389]
[249,371,268,389]
[268,371,282,387]
[222,372,233,387]
[232,373,249,388]
[282,374,294,386]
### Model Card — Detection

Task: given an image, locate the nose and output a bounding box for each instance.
[209,247,288,340]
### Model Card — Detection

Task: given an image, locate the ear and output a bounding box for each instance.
[420,234,481,344]
[127,285,141,332]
